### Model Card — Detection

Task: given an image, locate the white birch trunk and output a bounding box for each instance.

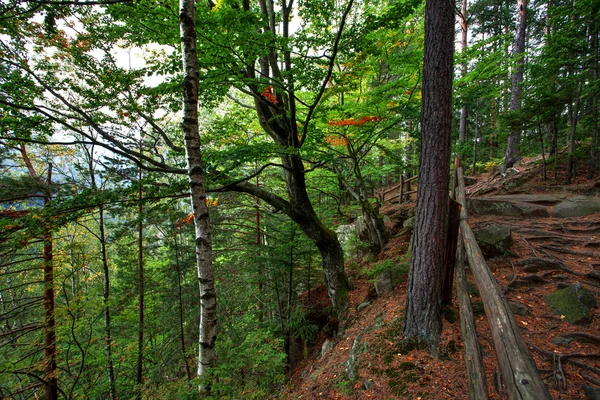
[179,0,217,392]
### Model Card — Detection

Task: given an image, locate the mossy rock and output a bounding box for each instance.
[474,225,512,257]
[546,283,598,325]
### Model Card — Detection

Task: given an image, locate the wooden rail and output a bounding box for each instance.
[455,166,551,400]
[380,175,418,204]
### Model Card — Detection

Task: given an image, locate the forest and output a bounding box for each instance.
[0,0,598,398]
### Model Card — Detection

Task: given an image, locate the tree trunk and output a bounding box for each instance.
[19,146,57,400]
[136,160,144,399]
[403,0,454,350]
[565,80,583,184]
[180,0,217,392]
[472,99,479,175]
[99,205,116,399]
[458,0,468,144]
[503,0,527,171]
[43,164,57,400]
[589,9,599,179]
[174,230,191,381]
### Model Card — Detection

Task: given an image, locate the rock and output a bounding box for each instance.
[468,198,549,218]
[374,272,393,297]
[403,216,415,229]
[355,216,369,241]
[344,331,365,380]
[551,336,573,346]
[336,223,357,260]
[356,301,371,312]
[321,339,334,358]
[552,198,600,218]
[509,301,530,316]
[363,380,373,390]
[583,383,600,400]
[546,283,598,325]
[474,225,512,257]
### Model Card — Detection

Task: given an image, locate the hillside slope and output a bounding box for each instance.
[282,158,600,399]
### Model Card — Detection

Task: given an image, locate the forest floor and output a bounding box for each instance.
[282,157,600,399]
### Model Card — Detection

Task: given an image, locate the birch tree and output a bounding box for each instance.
[179,0,217,390]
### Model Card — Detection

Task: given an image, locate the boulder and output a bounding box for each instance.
[474,225,512,257]
[336,223,357,260]
[321,339,334,358]
[468,198,549,218]
[546,283,598,325]
[509,301,530,316]
[344,331,365,380]
[355,216,369,241]
[374,272,393,297]
[403,216,415,230]
[356,301,371,312]
[552,198,600,218]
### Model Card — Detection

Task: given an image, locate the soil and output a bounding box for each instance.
[282,157,600,399]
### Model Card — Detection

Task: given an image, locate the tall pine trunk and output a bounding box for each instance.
[99,204,116,399]
[179,0,217,392]
[504,0,527,170]
[403,0,454,350]
[589,8,599,179]
[458,0,468,144]
[43,165,57,400]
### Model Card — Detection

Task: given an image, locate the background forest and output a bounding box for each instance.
[0,0,598,398]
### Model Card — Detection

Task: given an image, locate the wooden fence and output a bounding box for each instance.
[454,163,551,400]
[380,175,418,204]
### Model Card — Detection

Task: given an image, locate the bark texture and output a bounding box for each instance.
[504,0,527,170]
[179,0,217,391]
[403,0,454,349]
[459,0,468,144]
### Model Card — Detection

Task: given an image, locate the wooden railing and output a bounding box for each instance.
[379,175,418,204]
[454,163,551,400]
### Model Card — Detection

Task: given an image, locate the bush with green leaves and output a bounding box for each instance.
[208,314,286,399]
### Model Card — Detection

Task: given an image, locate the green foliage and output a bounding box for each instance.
[363,254,410,282]
[210,314,286,399]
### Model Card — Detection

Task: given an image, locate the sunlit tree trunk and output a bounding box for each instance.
[403,0,454,350]
[180,0,217,392]
[504,0,527,170]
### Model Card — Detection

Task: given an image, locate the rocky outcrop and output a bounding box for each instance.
[468,194,600,219]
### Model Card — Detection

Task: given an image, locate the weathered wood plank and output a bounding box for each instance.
[455,230,489,400]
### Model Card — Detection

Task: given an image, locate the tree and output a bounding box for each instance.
[179,0,217,390]
[403,0,454,349]
[503,0,527,170]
